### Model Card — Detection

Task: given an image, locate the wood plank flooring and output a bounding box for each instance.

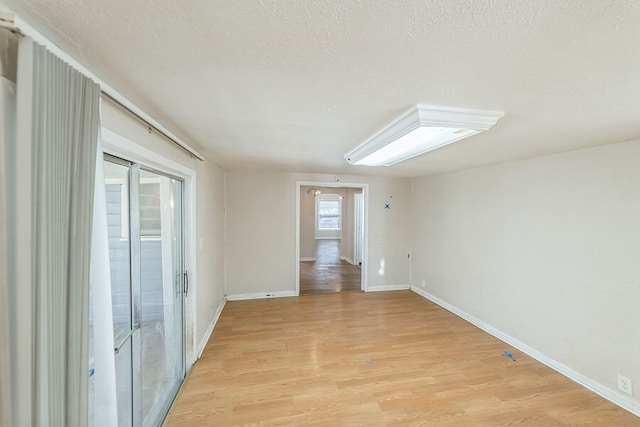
[300,239,361,295]
[168,291,640,426]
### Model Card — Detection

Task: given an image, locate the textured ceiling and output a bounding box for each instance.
[2,0,640,177]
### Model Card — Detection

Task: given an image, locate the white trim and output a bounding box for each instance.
[366,284,410,292]
[314,236,341,240]
[410,286,640,418]
[300,257,316,262]
[223,172,228,297]
[9,15,205,161]
[353,192,365,267]
[343,257,356,265]
[195,298,226,360]
[296,181,369,294]
[225,291,297,301]
[184,171,198,365]
[102,128,192,179]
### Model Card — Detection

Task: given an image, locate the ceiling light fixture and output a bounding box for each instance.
[344,105,504,167]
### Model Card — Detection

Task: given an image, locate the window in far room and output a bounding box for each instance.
[316,194,342,236]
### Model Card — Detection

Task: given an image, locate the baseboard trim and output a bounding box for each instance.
[410,286,640,418]
[343,257,355,265]
[366,284,410,292]
[196,298,226,359]
[225,291,298,301]
[300,257,316,262]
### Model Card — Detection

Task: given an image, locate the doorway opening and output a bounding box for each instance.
[296,182,368,295]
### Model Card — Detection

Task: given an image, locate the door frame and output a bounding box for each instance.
[101,128,198,367]
[353,192,364,266]
[295,180,369,295]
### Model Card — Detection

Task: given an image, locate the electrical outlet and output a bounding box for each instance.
[421,279,426,288]
[618,374,633,395]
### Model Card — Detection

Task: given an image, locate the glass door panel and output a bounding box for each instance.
[115,340,133,427]
[104,161,133,348]
[139,169,184,426]
[104,158,134,426]
[95,157,184,427]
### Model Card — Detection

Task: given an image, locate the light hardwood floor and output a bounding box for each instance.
[300,239,361,295]
[168,291,639,426]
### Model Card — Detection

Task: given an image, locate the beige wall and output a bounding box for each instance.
[226,171,411,296]
[194,160,226,351]
[0,28,18,81]
[410,138,640,409]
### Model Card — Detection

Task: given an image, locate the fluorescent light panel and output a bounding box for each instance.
[345,105,504,167]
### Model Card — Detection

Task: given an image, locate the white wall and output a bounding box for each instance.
[410,138,640,412]
[226,171,411,296]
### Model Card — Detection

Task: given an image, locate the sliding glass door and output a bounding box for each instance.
[100,155,185,426]
[138,168,184,425]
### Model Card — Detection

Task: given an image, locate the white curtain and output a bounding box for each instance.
[90,129,118,426]
[0,73,16,427]
[19,38,101,426]
[1,26,17,427]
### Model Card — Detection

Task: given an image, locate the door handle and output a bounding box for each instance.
[184,271,189,297]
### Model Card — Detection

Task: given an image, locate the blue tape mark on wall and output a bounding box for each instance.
[384,203,390,209]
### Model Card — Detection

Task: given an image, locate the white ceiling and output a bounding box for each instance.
[3,0,640,177]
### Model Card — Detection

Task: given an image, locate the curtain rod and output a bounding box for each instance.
[100,91,203,161]
[4,10,206,161]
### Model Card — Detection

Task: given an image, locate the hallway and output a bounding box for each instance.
[300,239,361,295]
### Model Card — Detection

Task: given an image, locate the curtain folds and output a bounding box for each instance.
[0,73,16,427]
[27,39,100,426]
[1,26,18,427]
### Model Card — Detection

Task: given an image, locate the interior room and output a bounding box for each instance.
[1,1,639,425]
[299,185,364,295]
